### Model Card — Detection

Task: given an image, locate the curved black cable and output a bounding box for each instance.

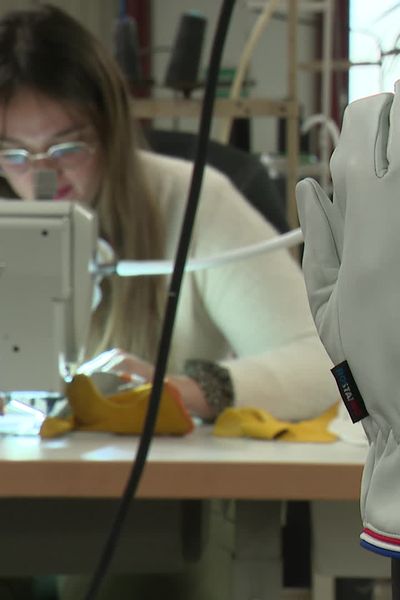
[83,1,236,598]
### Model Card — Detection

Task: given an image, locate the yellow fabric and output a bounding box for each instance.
[40,374,194,439]
[213,402,339,442]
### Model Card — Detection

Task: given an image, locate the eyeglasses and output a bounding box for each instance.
[0,140,95,175]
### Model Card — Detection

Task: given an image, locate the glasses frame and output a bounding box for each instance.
[0,140,96,176]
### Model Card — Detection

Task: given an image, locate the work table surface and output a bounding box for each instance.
[0,426,367,500]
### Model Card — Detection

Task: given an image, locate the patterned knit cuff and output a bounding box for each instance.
[184,359,234,422]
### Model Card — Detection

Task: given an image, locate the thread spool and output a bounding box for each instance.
[114,15,142,85]
[164,11,207,98]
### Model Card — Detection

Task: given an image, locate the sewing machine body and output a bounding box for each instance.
[0,201,97,395]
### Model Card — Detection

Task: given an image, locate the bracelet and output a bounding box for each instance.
[184,359,234,421]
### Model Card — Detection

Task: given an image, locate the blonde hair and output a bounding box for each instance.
[90,120,166,361]
[0,4,166,361]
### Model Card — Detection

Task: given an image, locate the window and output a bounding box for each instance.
[349,0,400,101]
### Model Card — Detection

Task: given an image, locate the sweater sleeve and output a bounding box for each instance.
[189,166,338,421]
[140,150,338,421]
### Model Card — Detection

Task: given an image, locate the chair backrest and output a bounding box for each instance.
[145,128,289,234]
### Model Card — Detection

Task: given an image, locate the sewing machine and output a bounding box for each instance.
[0,200,97,398]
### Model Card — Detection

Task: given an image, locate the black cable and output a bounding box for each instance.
[83,1,236,598]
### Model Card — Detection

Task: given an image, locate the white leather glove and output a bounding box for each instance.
[296,81,400,559]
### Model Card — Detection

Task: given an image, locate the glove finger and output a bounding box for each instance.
[296,177,341,323]
[387,80,400,173]
[331,92,393,183]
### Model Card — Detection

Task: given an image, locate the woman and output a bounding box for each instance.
[0,4,337,422]
[0,4,338,599]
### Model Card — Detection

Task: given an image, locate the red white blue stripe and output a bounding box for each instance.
[360,527,400,559]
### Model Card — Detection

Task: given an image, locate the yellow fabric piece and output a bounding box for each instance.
[213,402,339,442]
[40,374,194,439]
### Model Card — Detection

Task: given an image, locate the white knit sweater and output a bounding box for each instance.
[141,150,338,421]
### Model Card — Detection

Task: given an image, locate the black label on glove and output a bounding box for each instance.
[331,361,369,423]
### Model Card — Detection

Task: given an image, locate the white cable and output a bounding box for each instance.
[301,113,340,147]
[114,227,303,277]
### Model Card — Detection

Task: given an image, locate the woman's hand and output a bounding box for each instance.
[89,348,214,420]
[107,351,154,383]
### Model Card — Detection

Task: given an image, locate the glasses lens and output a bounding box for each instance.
[0,149,30,171]
[49,142,92,167]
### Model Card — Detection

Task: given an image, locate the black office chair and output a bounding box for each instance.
[144,128,289,234]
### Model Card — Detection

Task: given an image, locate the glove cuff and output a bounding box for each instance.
[361,527,400,559]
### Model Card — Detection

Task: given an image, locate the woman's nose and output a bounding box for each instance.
[32,167,57,199]
[31,153,57,170]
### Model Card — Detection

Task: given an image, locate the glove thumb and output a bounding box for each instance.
[296,178,342,340]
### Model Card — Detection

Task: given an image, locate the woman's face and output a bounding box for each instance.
[0,88,102,202]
